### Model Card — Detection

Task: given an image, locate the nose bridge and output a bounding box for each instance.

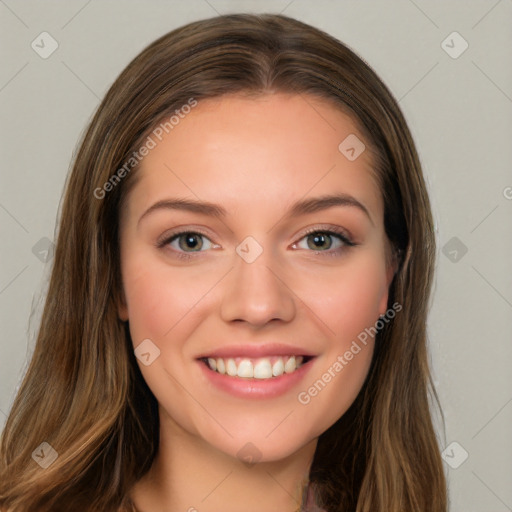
[219,235,296,326]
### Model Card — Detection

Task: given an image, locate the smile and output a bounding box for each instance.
[201,355,312,379]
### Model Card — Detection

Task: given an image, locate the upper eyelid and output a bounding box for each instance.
[300,225,353,241]
[156,226,214,247]
[159,225,354,249]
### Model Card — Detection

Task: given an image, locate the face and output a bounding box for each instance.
[118,93,396,462]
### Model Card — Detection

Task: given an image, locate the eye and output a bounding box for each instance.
[157,230,219,259]
[291,227,356,256]
[156,226,356,261]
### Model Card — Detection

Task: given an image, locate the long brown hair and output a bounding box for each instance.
[0,13,446,511]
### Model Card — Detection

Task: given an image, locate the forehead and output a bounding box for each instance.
[121,93,383,223]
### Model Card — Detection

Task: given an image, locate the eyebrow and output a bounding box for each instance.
[137,193,374,227]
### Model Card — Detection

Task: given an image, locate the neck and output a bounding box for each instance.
[129,409,317,512]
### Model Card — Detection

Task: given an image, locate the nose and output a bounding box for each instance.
[219,244,296,327]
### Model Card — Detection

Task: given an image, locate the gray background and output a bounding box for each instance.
[1,1,511,510]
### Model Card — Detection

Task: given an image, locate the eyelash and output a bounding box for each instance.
[156,226,356,261]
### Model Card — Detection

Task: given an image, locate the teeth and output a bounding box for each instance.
[226,358,237,376]
[272,358,284,377]
[253,359,272,379]
[237,359,253,378]
[284,355,296,374]
[206,355,307,380]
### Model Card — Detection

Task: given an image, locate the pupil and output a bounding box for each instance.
[310,233,330,250]
[182,234,202,251]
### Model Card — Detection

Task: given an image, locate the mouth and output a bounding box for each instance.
[198,355,316,380]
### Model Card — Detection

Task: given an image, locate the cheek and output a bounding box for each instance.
[121,253,219,343]
[298,253,389,342]
[291,254,388,428]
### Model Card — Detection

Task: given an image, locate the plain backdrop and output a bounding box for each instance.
[1,1,511,510]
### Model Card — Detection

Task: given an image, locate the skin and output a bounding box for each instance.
[118,93,396,512]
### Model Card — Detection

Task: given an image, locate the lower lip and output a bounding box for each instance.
[197,358,315,399]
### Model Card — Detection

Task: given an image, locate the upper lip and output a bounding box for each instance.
[196,343,317,360]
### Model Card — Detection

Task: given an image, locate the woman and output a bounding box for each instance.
[0,13,447,511]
